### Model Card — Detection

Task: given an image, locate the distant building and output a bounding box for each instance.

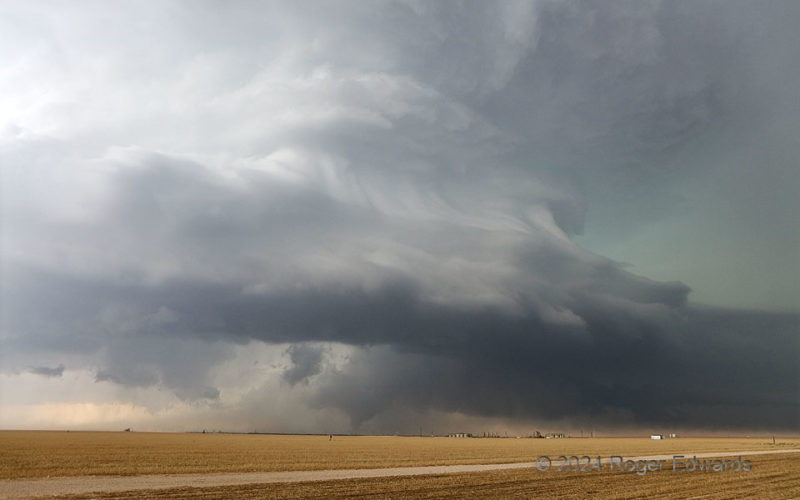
[448,432,472,438]
[650,434,664,440]
[669,433,677,438]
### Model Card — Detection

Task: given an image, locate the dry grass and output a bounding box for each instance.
[51,452,800,499]
[1,431,796,480]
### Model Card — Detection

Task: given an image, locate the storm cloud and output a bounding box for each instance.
[29,365,65,378]
[0,0,797,433]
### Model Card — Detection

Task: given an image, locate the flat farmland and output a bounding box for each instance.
[1,431,797,479]
[52,452,800,500]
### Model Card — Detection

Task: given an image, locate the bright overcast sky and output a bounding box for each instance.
[1,0,798,434]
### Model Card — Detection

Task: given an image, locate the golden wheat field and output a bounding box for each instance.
[0,431,797,481]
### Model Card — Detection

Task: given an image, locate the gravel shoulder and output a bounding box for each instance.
[2,449,798,499]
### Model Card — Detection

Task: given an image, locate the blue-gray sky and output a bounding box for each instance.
[0,0,797,433]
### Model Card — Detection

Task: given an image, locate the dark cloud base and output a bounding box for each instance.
[4,267,796,431]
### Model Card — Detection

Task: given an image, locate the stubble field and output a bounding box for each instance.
[1,431,797,479]
[54,452,800,499]
[1,432,798,499]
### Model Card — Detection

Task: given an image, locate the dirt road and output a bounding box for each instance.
[2,449,798,499]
